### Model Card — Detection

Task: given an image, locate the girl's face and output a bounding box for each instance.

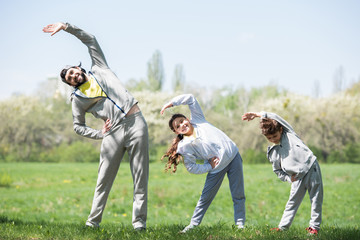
[172,116,194,136]
[265,128,283,144]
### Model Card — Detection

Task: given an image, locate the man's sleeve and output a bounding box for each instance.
[65,23,109,69]
[71,98,103,140]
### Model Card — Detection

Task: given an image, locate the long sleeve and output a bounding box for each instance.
[261,112,295,134]
[65,23,109,69]
[271,158,291,183]
[71,96,103,140]
[169,94,205,124]
[182,152,212,174]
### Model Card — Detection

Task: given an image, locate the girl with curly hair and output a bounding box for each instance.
[242,112,323,235]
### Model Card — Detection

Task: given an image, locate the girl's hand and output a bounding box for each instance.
[291,174,297,182]
[242,112,260,121]
[160,102,173,115]
[209,157,220,169]
[42,22,67,36]
[102,119,112,134]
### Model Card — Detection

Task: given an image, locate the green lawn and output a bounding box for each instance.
[0,162,359,239]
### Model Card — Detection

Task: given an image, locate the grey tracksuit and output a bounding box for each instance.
[64,23,149,229]
[169,94,246,226]
[263,112,323,230]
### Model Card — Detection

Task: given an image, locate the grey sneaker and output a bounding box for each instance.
[180,224,197,233]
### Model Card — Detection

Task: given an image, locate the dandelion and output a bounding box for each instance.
[122,213,127,217]
[63,180,71,183]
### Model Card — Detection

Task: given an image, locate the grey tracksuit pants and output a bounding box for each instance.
[279,160,323,230]
[86,112,149,229]
[190,153,246,226]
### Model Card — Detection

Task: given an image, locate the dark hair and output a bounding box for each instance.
[260,118,282,136]
[60,62,86,85]
[168,113,186,132]
[161,113,187,173]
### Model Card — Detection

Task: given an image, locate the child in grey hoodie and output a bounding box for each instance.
[242,112,323,235]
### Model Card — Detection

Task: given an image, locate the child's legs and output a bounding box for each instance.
[307,161,323,230]
[190,170,227,226]
[87,128,125,225]
[227,153,246,226]
[278,179,307,229]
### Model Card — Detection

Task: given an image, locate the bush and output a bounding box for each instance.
[0,171,12,187]
[41,142,100,163]
[242,149,267,164]
[308,145,326,163]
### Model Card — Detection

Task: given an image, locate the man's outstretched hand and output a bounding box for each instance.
[43,22,66,36]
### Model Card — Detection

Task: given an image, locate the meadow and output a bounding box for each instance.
[0,162,359,239]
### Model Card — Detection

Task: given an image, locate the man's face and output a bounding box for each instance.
[172,116,193,136]
[265,128,283,144]
[65,67,87,87]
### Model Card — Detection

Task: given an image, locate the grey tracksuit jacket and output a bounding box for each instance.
[262,112,323,230]
[262,112,316,182]
[64,23,149,229]
[65,23,138,139]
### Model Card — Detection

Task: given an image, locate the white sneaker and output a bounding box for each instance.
[180,224,197,233]
[237,224,245,229]
[85,221,99,228]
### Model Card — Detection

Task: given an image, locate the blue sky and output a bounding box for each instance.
[1,0,359,99]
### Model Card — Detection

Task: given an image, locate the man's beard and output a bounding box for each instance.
[75,72,87,88]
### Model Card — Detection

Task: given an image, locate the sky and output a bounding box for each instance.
[1,0,359,99]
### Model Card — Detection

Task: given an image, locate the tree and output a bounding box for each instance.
[147,50,164,91]
[333,65,345,93]
[312,79,321,98]
[172,64,185,92]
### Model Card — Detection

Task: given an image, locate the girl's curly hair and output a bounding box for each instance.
[259,118,282,136]
[161,114,187,173]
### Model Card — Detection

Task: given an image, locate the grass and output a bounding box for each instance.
[0,162,359,239]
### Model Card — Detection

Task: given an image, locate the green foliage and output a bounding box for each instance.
[0,171,12,187]
[147,50,164,91]
[172,64,185,92]
[326,142,360,164]
[2,79,360,163]
[242,149,267,164]
[40,142,100,163]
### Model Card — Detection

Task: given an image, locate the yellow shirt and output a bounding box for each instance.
[78,76,107,98]
[183,128,197,140]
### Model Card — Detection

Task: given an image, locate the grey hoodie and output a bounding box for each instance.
[262,112,317,182]
[65,23,137,139]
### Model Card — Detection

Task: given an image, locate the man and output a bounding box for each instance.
[43,22,149,231]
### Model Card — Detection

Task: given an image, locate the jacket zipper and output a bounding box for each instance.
[73,72,126,114]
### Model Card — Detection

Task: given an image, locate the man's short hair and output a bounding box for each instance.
[60,62,86,85]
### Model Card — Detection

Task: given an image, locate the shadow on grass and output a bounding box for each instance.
[1,215,359,240]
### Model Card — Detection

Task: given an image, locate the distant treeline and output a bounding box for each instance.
[1,81,360,164]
